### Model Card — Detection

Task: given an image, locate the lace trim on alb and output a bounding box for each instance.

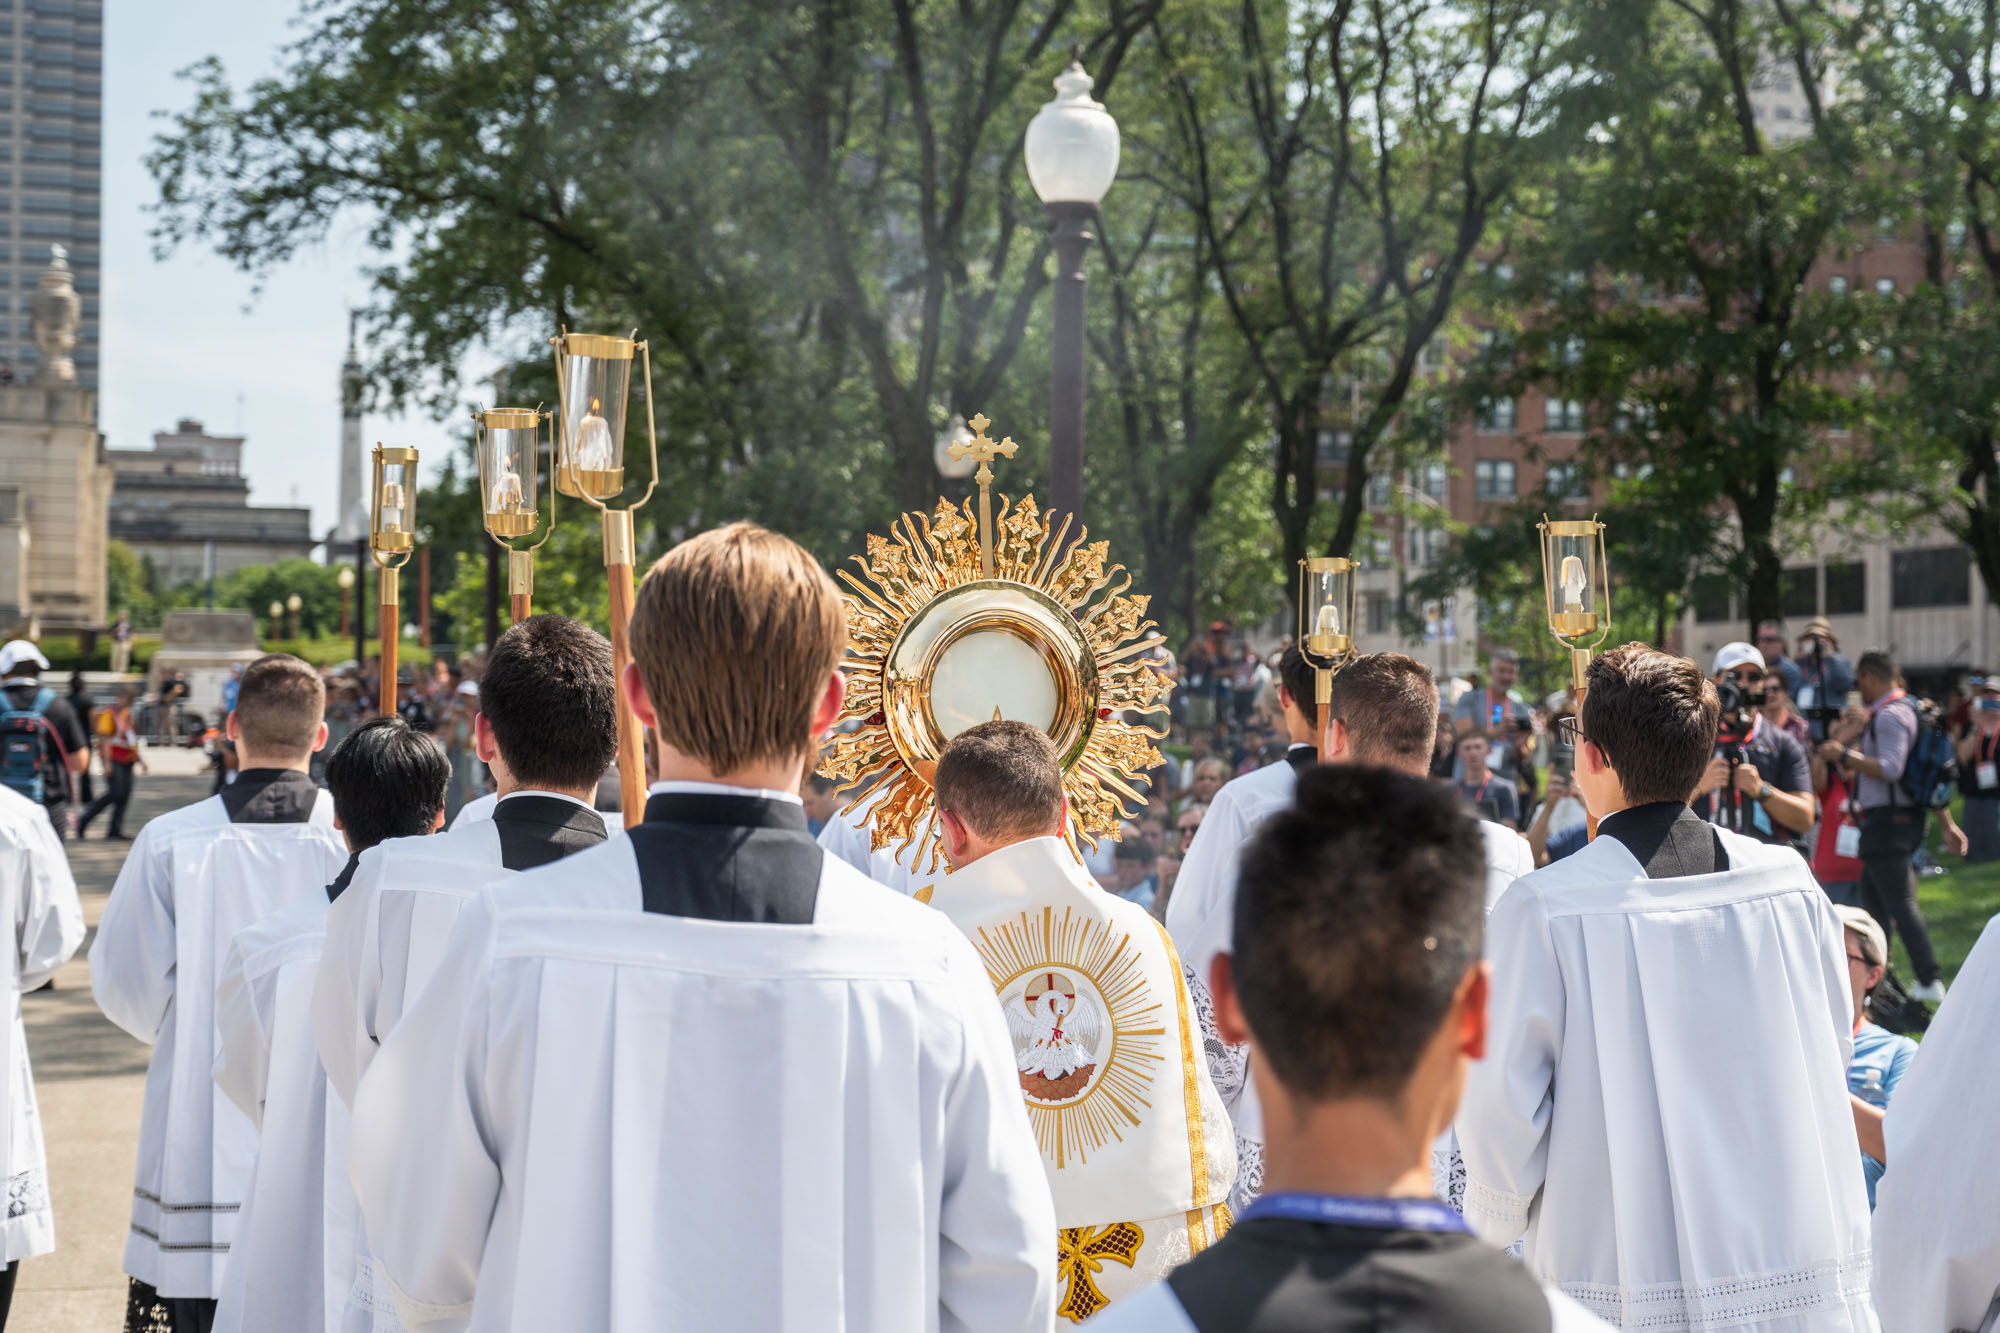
[1561,1252,1874,1331]
[1461,1174,1532,1227]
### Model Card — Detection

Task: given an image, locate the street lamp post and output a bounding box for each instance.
[268,599,285,644]
[286,593,302,641]
[337,565,355,640]
[1024,49,1119,531]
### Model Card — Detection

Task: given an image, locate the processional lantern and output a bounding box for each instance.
[473,405,557,624]
[550,328,659,828]
[821,412,1173,879]
[370,444,419,718]
[1537,515,1611,699]
[1297,556,1358,722]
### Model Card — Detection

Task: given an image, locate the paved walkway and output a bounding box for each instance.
[17,750,214,1332]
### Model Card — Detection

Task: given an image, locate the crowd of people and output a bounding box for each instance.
[0,530,1989,1331]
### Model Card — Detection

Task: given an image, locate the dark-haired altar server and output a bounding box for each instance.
[1459,645,1875,1332]
[91,654,348,1333]
[314,614,617,1111]
[212,716,450,1333]
[348,524,1053,1331]
[0,783,83,1329]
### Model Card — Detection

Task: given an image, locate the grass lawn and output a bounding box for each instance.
[1912,856,2000,987]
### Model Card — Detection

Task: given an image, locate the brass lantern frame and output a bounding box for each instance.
[549,329,659,532]
[1297,555,1358,708]
[1537,514,1611,693]
[474,405,558,616]
[369,445,420,566]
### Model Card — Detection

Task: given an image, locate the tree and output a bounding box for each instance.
[1148,0,1573,575]
[1467,0,1900,634]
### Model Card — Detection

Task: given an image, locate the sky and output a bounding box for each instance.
[101,0,487,539]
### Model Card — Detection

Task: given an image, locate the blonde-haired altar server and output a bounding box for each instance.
[929,719,1233,1324]
[347,524,1053,1332]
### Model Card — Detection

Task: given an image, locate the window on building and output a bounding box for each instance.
[1875,277,1897,298]
[1544,461,1589,499]
[1426,528,1447,564]
[1545,398,1585,433]
[1422,462,1447,501]
[1366,473,1392,509]
[1824,560,1866,615]
[1891,546,1970,608]
[1366,593,1394,635]
[1781,566,1819,618]
[1474,459,1517,500]
[1828,275,1848,296]
[1316,429,1351,466]
[1692,575,1734,624]
[1475,397,1516,433]
[1948,219,1968,251]
[0,488,17,524]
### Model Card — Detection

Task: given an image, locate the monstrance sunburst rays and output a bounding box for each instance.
[818,415,1172,874]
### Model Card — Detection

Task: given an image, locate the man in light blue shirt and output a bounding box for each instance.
[1837,905,1917,1208]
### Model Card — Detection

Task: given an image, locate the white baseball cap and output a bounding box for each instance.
[0,640,49,675]
[1710,641,1764,677]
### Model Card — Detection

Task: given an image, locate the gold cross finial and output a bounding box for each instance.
[950,411,1017,576]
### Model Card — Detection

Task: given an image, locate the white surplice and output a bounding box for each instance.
[817,802,949,900]
[0,786,84,1265]
[1871,913,2000,1333]
[1166,755,1532,1206]
[1457,828,1877,1332]
[90,790,345,1298]
[448,793,497,830]
[348,835,1056,1332]
[928,836,1234,1322]
[212,892,375,1333]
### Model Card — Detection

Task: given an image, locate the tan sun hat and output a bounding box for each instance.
[1834,905,1887,969]
[1800,616,1837,648]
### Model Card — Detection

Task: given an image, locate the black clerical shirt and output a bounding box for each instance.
[223,768,321,824]
[1596,801,1727,879]
[490,794,607,872]
[627,790,823,924]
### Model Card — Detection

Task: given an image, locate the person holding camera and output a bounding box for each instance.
[1794,617,1855,743]
[1692,643,1816,846]
[1954,675,2000,863]
[1815,650,1947,1004]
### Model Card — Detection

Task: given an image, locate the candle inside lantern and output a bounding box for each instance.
[1315,601,1341,637]
[380,480,407,531]
[1559,554,1587,613]
[490,463,523,513]
[576,398,614,471]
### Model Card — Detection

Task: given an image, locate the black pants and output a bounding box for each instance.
[1858,805,1940,985]
[125,1280,215,1333]
[79,760,134,837]
[0,1259,15,1331]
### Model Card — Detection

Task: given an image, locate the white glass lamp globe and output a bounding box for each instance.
[1024,58,1120,206]
[935,414,977,480]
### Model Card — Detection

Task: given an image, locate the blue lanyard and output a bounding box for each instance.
[1238,1191,1471,1235]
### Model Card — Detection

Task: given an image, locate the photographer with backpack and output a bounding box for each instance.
[1817,650,1951,1004]
[0,641,87,840]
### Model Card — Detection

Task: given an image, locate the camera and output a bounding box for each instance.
[1715,678,1760,751]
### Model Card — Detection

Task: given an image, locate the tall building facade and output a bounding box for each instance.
[0,0,99,388]
[107,419,315,586]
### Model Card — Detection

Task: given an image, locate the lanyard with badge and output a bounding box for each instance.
[1239,1191,1472,1235]
[1976,723,2000,793]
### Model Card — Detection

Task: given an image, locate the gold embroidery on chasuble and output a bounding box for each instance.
[1155,918,1227,1253]
[1055,1221,1146,1323]
[972,905,1166,1168]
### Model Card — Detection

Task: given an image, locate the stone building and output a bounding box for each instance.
[0,245,109,633]
[107,418,316,587]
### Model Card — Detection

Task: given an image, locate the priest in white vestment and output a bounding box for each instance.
[91,654,347,1328]
[212,716,451,1333]
[347,523,1054,1331]
[1870,913,2000,1333]
[1458,644,1875,1332]
[927,721,1234,1323]
[0,784,84,1308]
[817,796,949,899]
[315,614,618,1110]
[1170,653,1533,1209]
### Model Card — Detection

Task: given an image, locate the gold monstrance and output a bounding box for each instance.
[821,413,1173,872]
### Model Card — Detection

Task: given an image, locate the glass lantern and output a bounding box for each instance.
[371,445,419,556]
[1298,556,1357,708]
[1024,56,1121,206]
[550,331,635,501]
[1538,517,1609,641]
[474,407,546,538]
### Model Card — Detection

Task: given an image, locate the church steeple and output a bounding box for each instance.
[333,310,368,545]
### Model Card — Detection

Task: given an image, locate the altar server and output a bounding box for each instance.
[928,721,1233,1323]
[1088,767,1605,1333]
[1458,644,1875,1331]
[349,523,1054,1331]
[92,653,347,1331]
[0,783,84,1329]
[315,614,617,1107]
[212,716,449,1333]
[1870,913,2000,1333]
[1174,654,1532,1208]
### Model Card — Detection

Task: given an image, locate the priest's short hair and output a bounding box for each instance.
[629,522,846,772]
[1234,765,1484,1101]
[1330,652,1440,767]
[235,653,326,757]
[1278,644,1318,729]
[933,720,1064,844]
[1580,643,1719,805]
[324,715,450,849]
[477,615,618,791]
